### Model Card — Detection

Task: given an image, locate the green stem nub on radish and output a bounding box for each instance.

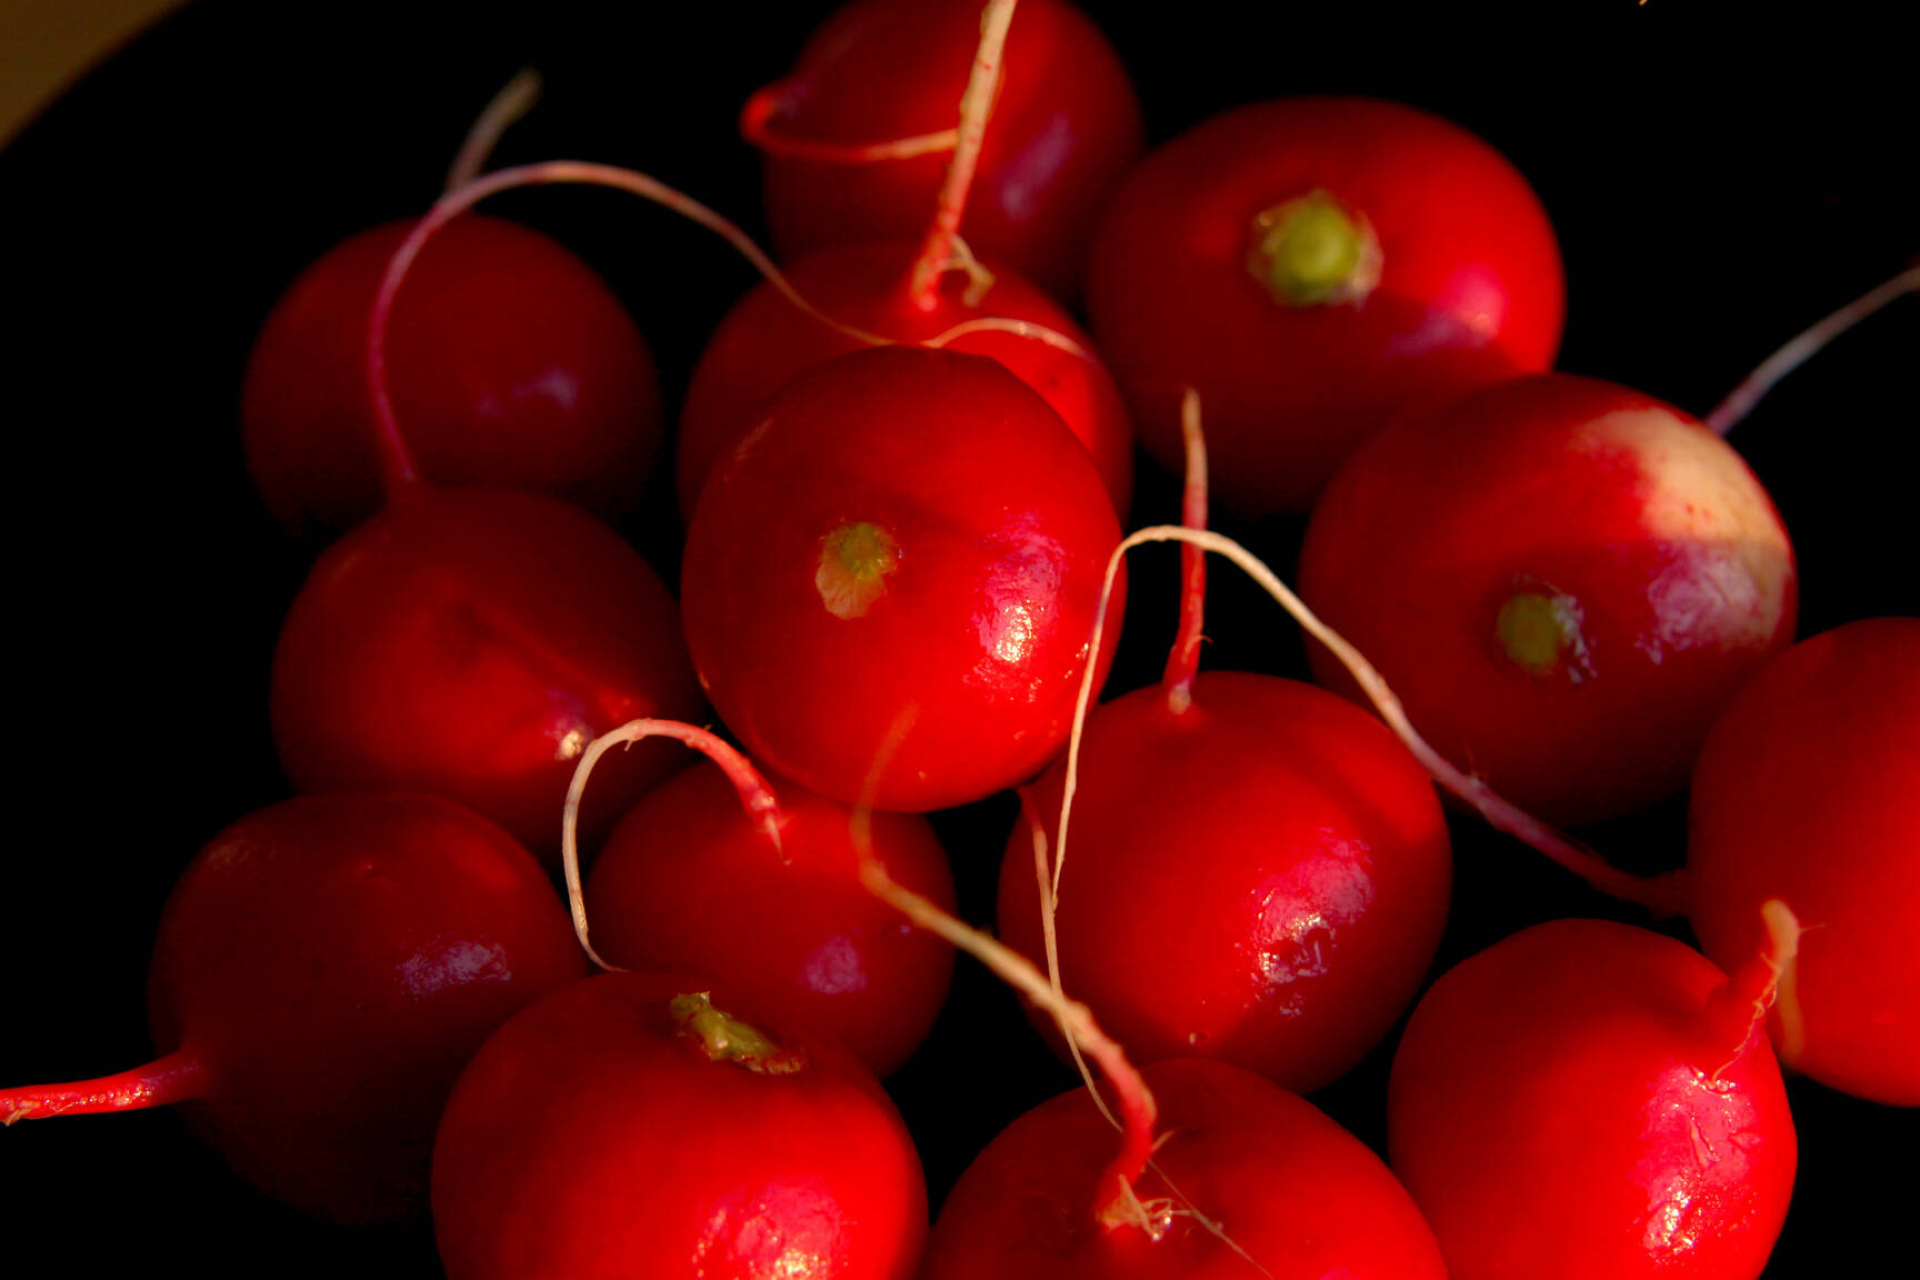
[1495,589,1589,677]
[671,992,807,1075]
[1249,188,1382,307]
[818,521,902,619]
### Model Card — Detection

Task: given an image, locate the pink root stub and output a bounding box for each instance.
[1387,917,1797,1280]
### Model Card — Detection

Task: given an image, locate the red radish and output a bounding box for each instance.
[431,974,927,1280]
[1387,914,1799,1279]
[677,239,1134,521]
[241,214,660,538]
[998,399,1448,1091]
[270,486,704,865]
[0,792,587,1223]
[680,344,1125,812]
[571,719,958,1077]
[744,0,1144,299]
[1000,670,1452,1093]
[922,1057,1446,1277]
[1085,95,1564,513]
[1298,372,1796,827]
[1687,617,1920,1106]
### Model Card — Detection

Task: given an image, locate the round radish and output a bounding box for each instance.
[584,731,958,1077]
[1388,916,1798,1279]
[923,1056,1446,1277]
[677,239,1134,521]
[270,487,704,865]
[745,0,1143,299]
[241,214,660,539]
[0,792,587,1223]
[680,344,1125,812]
[1298,372,1796,827]
[1085,95,1564,514]
[999,670,1451,1093]
[1687,616,1920,1106]
[431,974,927,1280]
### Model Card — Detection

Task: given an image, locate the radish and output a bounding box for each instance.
[684,0,1134,522]
[923,1057,1446,1277]
[1297,372,1796,828]
[270,486,705,866]
[1084,95,1564,514]
[1687,617,1920,1107]
[680,343,1125,812]
[1387,914,1799,1279]
[565,718,958,1077]
[430,973,927,1279]
[241,213,661,539]
[677,238,1134,523]
[744,0,1144,299]
[998,402,1450,1092]
[0,792,587,1223]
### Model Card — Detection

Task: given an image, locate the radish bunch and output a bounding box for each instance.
[6,1,1915,1278]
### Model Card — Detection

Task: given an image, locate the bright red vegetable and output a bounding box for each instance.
[241,214,660,538]
[1687,616,1920,1106]
[1388,916,1797,1279]
[999,670,1451,1093]
[677,239,1133,521]
[431,974,927,1280]
[745,0,1143,299]
[585,731,958,1077]
[680,344,1124,812]
[1298,372,1796,827]
[0,792,587,1223]
[923,1056,1446,1278]
[271,487,704,865]
[1085,95,1564,513]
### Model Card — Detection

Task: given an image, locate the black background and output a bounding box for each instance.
[1,0,1913,1274]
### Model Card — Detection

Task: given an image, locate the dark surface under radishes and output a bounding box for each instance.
[3,1,1915,1275]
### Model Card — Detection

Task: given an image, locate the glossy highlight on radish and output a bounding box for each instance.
[0,792,588,1223]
